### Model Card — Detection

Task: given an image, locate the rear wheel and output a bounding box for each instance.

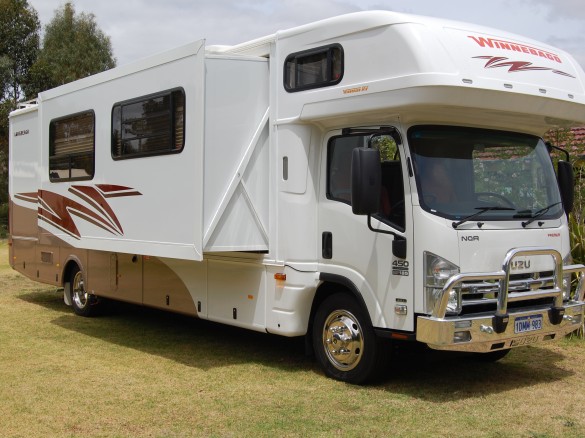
[312,293,386,384]
[69,265,100,317]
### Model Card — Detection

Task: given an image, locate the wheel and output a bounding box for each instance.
[69,265,100,317]
[312,293,386,384]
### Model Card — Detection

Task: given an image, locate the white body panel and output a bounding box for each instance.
[11,43,270,261]
[8,11,585,348]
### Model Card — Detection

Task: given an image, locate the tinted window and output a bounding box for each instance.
[284,45,343,92]
[49,111,95,182]
[112,88,185,159]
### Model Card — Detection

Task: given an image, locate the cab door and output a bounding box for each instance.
[317,128,415,331]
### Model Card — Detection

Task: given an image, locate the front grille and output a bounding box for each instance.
[459,271,555,315]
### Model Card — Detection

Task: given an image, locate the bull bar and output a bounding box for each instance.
[417,247,585,352]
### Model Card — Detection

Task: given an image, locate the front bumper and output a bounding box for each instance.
[417,302,584,352]
[416,247,585,352]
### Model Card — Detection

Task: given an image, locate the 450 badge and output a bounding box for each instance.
[392,260,410,276]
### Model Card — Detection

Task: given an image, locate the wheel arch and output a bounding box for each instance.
[306,272,375,352]
[61,256,85,306]
[62,256,85,286]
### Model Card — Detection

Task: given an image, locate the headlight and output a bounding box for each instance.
[562,253,573,300]
[425,252,460,315]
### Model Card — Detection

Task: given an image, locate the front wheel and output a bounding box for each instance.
[312,293,386,384]
[68,265,101,317]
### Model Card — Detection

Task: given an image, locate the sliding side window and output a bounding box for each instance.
[112,88,185,160]
[284,44,343,92]
[49,111,95,182]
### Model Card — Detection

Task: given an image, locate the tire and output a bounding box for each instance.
[69,265,100,317]
[312,293,386,384]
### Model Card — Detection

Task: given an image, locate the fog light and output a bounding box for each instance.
[453,331,471,343]
[454,320,472,329]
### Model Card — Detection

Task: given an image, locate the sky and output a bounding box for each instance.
[27,0,585,70]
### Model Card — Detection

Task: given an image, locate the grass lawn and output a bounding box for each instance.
[1,240,584,437]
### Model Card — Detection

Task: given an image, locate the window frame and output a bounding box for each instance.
[49,110,96,183]
[111,87,186,161]
[284,44,344,93]
[407,124,563,222]
[326,132,406,231]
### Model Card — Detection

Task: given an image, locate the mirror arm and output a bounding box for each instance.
[367,215,407,259]
[546,141,570,161]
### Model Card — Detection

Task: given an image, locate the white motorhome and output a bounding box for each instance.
[8,11,585,383]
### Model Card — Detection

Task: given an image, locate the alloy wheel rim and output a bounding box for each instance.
[72,271,88,309]
[322,309,364,371]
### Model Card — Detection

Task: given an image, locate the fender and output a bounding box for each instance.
[318,272,375,328]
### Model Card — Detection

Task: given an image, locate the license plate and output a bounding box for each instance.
[514,314,543,334]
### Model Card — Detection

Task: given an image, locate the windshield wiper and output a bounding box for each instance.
[517,202,562,228]
[452,206,514,229]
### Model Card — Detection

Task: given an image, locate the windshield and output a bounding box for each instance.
[408,126,563,222]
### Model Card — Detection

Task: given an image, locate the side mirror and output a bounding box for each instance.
[392,238,407,259]
[351,147,381,215]
[557,160,574,214]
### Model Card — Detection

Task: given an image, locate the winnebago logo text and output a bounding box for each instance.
[468,36,562,63]
[468,35,575,78]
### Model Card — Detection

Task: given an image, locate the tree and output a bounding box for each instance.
[0,0,40,105]
[0,0,40,212]
[0,1,116,233]
[25,2,116,96]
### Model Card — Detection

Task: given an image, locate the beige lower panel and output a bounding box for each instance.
[88,252,197,316]
[10,238,37,279]
[10,201,37,238]
[10,199,198,316]
[143,256,198,316]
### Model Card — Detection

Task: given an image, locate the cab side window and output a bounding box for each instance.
[327,133,405,230]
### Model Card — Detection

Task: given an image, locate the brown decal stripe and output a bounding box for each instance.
[38,213,81,240]
[15,192,39,204]
[38,190,122,238]
[21,184,140,239]
[70,185,123,234]
[96,184,142,198]
[102,191,142,198]
[68,208,121,236]
[38,209,114,240]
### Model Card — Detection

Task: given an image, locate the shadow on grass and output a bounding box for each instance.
[378,339,573,401]
[19,289,574,399]
[17,288,68,312]
[19,289,311,375]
